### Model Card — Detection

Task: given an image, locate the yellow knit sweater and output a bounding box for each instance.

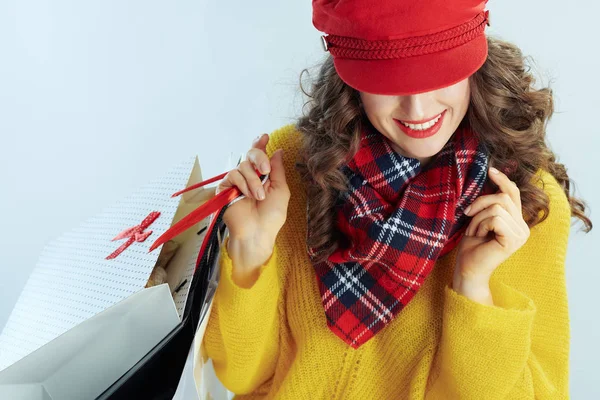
[203,123,571,399]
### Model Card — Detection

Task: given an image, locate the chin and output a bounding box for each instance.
[392,137,449,160]
[386,119,452,153]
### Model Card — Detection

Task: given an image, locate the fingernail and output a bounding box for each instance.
[261,161,270,174]
[257,187,265,200]
[490,167,499,174]
[464,205,471,215]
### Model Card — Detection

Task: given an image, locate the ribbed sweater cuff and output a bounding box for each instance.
[431,277,537,399]
[219,235,280,295]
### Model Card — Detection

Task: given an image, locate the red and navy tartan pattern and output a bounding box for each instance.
[308,122,494,348]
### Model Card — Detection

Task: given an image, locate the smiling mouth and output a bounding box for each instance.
[396,111,445,129]
[393,110,447,139]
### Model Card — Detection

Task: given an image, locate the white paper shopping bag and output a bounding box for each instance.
[102,150,249,399]
[0,284,179,400]
[0,155,220,399]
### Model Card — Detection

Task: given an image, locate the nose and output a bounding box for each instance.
[399,93,430,121]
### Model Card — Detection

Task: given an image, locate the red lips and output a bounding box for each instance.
[393,109,447,139]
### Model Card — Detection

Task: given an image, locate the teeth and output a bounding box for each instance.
[400,114,441,130]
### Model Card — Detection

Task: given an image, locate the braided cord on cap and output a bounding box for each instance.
[323,10,490,59]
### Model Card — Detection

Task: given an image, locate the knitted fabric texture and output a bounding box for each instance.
[308,122,493,348]
[203,123,571,399]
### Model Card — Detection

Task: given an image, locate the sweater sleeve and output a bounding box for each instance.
[425,171,572,399]
[201,126,292,394]
[202,235,282,394]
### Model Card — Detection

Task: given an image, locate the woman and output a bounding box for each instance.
[203,0,593,398]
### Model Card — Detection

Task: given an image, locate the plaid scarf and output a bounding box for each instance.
[307,121,494,349]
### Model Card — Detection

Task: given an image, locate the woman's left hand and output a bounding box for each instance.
[455,166,531,283]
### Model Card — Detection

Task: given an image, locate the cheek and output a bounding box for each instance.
[366,102,395,117]
[443,81,470,111]
[361,94,396,116]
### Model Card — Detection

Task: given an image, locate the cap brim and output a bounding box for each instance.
[332,34,488,96]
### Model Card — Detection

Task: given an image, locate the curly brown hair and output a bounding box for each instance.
[294,35,593,264]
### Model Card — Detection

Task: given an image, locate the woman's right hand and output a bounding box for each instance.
[215,133,290,280]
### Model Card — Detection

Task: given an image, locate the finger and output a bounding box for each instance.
[262,178,272,193]
[474,215,518,249]
[465,203,521,237]
[464,192,520,221]
[238,160,265,200]
[251,133,269,151]
[246,147,271,175]
[267,149,288,190]
[229,169,253,199]
[487,166,521,211]
[218,169,253,199]
[466,203,508,236]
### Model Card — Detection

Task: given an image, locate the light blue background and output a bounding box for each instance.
[0,1,597,397]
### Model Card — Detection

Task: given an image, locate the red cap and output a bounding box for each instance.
[312,0,491,95]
